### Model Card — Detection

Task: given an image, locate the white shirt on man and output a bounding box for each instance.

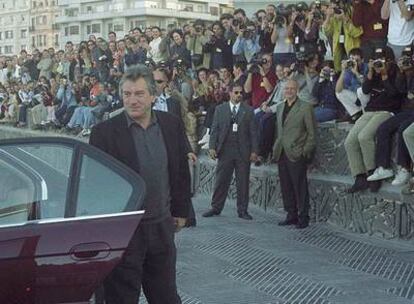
[388,0,414,46]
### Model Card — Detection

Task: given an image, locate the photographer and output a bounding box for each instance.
[220,14,237,42]
[367,46,414,187]
[344,47,403,193]
[381,0,414,58]
[258,11,276,54]
[352,0,388,59]
[203,21,233,70]
[124,37,147,67]
[291,3,321,55]
[171,59,194,105]
[290,52,320,105]
[170,29,192,70]
[244,53,277,109]
[323,1,363,71]
[312,60,340,122]
[335,48,370,119]
[271,10,296,65]
[186,20,210,69]
[232,21,261,63]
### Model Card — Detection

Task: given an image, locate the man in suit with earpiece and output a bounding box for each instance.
[203,82,258,220]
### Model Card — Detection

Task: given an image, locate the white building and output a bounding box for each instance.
[56,0,234,48]
[0,0,30,55]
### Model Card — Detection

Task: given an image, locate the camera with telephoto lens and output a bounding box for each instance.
[315,0,322,9]
[372,48,386,69]
[408,4,414,11]
[334,7,343,14]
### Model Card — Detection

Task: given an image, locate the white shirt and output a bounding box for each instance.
[149,37,163,63]
[153,94,168,112]
[229,101,240,114]
[388,0,414,46]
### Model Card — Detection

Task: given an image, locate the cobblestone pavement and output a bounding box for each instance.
[140,195,414,304]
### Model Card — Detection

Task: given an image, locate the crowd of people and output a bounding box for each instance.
[0,0,414,195]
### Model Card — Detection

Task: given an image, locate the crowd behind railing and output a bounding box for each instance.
[0,0,414,193]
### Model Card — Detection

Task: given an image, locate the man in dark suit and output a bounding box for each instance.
[89,65,191,304]
[272,79,317,229]
[203,83,258,220]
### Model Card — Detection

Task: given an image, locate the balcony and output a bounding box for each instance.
[55,7,218,24]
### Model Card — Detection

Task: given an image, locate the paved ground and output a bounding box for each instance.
[146,195,414,304]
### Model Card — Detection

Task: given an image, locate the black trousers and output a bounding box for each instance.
[375,112,414,169]
[256,112,277,158]
[104,217,181,304]
[360,38,387,62]
[278,152,310,223]
[211,155,250,215]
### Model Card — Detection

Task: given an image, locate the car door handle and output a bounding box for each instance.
[70,242,111,260]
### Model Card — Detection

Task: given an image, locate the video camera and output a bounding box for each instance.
[248,57,268,74]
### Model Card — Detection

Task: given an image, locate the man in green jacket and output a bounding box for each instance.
[272,79,317,229]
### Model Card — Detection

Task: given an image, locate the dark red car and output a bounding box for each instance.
[0,137,146,303]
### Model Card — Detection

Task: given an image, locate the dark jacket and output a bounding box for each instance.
[203,36,233,69]
[209,101,258,161]
[362,65,404,113]
[89,111,192,218]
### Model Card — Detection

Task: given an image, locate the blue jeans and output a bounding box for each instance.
[314,107,337,123]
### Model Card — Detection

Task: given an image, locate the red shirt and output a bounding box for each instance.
[250,70,277,109]
[352,1,388,41]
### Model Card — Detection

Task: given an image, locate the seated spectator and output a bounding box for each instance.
[244,53,277,109]
[335,48,369,120]
[232,21,261,63]
[367,47,414,187]
[345,47,402,193]
[312,60,340,122]
[54,76,79,126]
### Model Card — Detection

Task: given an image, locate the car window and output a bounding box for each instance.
[0,144,72,225]
[0,159,35,225]
[76,154,134,216]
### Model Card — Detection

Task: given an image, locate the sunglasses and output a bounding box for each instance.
[233,91,243,95]
[155,79,165,84]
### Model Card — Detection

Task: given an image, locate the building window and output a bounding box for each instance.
[33,1,36,8]
[54,33,59,46]
[42,16,47,24]
[5,31,13,39]
[0,32,2,40]
[114,24,124,32]
[86,6,93,13]
[5,46,13,54]
[69,26,79,35]
[65,8,79,17]
[32,36,36,46]
[92,24,101,33]
[108,23,113,32]
[21,30,27,38]
[0,47,2,54]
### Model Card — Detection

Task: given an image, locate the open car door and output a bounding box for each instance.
[0,137,146,304]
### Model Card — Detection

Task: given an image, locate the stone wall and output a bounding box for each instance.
[197,123,414,240]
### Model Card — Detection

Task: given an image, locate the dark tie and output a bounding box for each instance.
[232,105,237,122]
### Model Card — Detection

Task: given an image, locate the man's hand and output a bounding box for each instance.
[187,152,198,164]
[209,149,217,160]
[173,217,186,232]
[250,152,258,162]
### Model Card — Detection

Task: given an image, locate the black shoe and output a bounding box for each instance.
[185,218,196,227]
[278,218,298,226]
[369,180,381,193]
[295,221,309,229]
[238,212,253,220]
[347,174,369,193]
[202,209,220,217]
